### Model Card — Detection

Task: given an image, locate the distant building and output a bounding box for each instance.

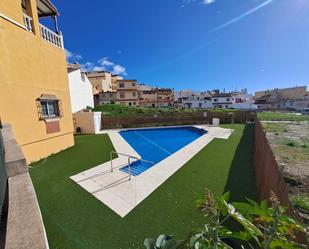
[97,92,117,105]
[139,89,158,108]
[116,80,139,106]
[174,90,200,101]
[86,71,122,93]
[254,86,308,110]
[157,88,174,107]
[231,90,256,110]
[175,89,255,110]
[67,64,94,113]
[211,93,233,109]
[139,85,174,107]
[181,92,212,109]
[86,71,113,92]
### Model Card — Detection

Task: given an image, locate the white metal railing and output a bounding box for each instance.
[110,151,154,179]
[110,151,135,180]
[23,13,33,32]
[39,24,64,49]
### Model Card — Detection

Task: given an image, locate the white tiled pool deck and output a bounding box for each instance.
[70,125,233,217]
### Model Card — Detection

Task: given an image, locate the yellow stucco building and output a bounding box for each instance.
[0,0,74,163]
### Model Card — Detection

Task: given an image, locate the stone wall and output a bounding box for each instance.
[0,124,49,249]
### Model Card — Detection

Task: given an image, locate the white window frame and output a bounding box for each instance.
[40,100,60,119]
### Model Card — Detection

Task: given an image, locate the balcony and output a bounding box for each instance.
[22,13,63,49]
[39,23,63,49]
[23,13,33,32]
[22,0,63,49]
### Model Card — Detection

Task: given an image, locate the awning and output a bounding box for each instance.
[36,0,59,17]
[39,94,59,100]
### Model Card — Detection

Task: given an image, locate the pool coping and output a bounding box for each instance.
[70,125,233,217]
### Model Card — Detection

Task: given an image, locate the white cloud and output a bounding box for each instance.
[93,66,106,71]
[98,57,115,66]
[80,62,95,72]
[65,49,82,61]
[112,65,127,76]
[202,0,215,5]
[182,0,215,7]
[79,56,127,75]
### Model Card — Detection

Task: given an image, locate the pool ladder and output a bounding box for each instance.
[110,151,154,179]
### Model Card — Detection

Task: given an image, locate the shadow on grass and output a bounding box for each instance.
[224,123,257,202]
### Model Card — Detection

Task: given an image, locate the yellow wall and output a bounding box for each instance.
[0,0,74,164]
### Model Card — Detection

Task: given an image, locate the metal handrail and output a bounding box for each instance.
[110,151,154,180]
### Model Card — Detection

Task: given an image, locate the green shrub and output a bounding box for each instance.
[145,190,307,249]
[290,194,309,214]
[286,141,296,147]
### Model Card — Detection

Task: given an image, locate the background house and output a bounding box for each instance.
[211,92,233,109]
[0,0,74,163]
[254,86,308,110]
[116,80,139,106]
[67,64,94,113]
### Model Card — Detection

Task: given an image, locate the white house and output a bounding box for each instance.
[182,92,212,109]
[68,65,94,113]
[211,93,234,109]
[232,92,257,110]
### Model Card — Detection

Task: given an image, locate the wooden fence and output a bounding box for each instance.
[254,119,301,220]
[102,111,256,129]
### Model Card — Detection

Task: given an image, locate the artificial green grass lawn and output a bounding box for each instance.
[30,124,256,249]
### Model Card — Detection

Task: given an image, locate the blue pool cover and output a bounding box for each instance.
[119,126,207,176]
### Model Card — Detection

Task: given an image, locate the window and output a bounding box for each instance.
[40,100,60,118]
[132,91,137,97]
[119,92,125,98]
[81,73,86,81]
[226,98,230,101]
[213,99,218,102]
[225,105,229,108]
[119,82,125,88]
[132,82,136,87]
[199,103,202,107]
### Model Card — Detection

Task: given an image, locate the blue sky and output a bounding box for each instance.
[52,0,309,93]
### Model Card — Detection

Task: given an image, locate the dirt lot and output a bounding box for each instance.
[262,121,309,221]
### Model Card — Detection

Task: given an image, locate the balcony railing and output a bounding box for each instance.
[23,13,33,32]
[22,13,64,49]
[39,24,64,49]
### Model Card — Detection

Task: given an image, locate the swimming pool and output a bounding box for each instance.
[119,126,207,176]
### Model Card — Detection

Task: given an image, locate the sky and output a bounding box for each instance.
[49,0,309,93]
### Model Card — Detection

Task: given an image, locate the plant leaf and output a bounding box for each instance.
[144,238,156,249]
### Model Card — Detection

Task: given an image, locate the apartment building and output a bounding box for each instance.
[157,88,174,107]
[231,90,256,110]
[138,85,174,107]
[254,86,308,110]
[116,80,139,106]
[211,93,233,109]
[97,92,117,105]
[181,92,212,109]
[86,71,114,92]
[0,0,74,163]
